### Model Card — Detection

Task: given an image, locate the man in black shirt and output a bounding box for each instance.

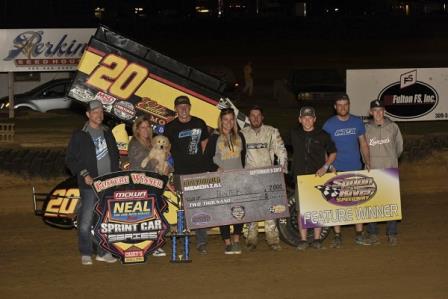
[291,106,336,250]
[164,95,210,254]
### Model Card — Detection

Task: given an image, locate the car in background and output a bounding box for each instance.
[0,78,73,113]
[287,68,346,101]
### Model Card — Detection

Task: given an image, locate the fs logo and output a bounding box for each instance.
[400,70,417,89]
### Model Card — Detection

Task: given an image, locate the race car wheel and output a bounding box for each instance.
[278,188,331,247]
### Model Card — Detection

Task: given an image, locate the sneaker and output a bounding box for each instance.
[368,234,381,245]
[388,235,398,246]
[81,255,92,265]
[231,242,242,254]
[355,234,372,246]
[246,243,257,251]
[197,244,208,255]
[311,239,323,249]
[152,248,166,257]
[331,234,342,249]
[269,244,282,251]
[296,240,309,251]
[95,253,117,263]
[224,244,234,255]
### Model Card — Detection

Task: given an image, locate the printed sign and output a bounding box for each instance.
[92,171,169,264]
[347,68,448,121]
[297,168,402,228]
[0,28,94,72]
[180,166,289,230]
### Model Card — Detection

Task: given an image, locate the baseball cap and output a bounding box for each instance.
[299,106,316,117]
[174,96,191,106]
[87,100,103,111]
[370,99,384,108]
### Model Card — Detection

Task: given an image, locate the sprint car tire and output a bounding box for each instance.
[278,188,331,247]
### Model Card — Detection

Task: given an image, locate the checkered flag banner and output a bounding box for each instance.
[315,184,341,201]
[219,97,251,128]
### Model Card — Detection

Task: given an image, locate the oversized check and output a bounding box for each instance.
[298,168,402,228]
[180,166,289,230]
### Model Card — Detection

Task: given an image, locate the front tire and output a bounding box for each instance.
[278,188,331,246]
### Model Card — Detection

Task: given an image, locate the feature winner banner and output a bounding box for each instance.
[180,166,289,230]
[67,26,249,129]
[347,68,448,121]
[298,168,401,228]
[92,171,169,264]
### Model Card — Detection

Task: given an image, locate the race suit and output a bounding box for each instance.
[241,124,288,246]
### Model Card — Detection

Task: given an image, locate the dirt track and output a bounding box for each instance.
[1,151,447,299]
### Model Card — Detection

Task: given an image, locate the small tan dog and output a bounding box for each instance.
[141,135,173,175]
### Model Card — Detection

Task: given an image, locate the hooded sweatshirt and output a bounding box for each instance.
[365,117,403,168]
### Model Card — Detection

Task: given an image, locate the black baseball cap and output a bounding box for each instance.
[370,99,384,108]
[299,106,316,117]
[174,96,191,106]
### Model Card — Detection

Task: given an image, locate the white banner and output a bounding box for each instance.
[347,68,448,121]
[0,28,95,72]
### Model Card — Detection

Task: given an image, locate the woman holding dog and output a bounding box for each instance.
[204,108,246,255]
[128,116,167,257]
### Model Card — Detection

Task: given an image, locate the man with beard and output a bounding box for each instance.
[241,105,288,251]
[164,95,210,255]
[323,95,371,248]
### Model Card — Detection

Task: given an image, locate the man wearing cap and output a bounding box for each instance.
[241,105,288,251]
[291,106,336,250]
[365,99,403,246]
[164,95,210,255]
[323,95,371,248]
[66,100,120,265]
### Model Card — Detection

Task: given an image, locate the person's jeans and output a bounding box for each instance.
[367,221,398,236]
[78,189,105,256]
[195,228,208,248]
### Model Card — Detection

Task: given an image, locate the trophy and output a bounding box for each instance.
[170,191,192,263]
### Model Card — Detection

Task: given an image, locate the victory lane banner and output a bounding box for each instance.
[298,168,402,228]
[92,171,169,264]
[180,166,289,230]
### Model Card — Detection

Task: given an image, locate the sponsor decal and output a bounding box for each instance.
[44,188,79,218]
[269,205,286,214]
[379,70,439,119]
[135,97,176,125]
[315,173,377,207]
[113,100,136,120]
[183,177,222,191]
[68,85,96,103]
[191,213,211,225]
[231,206,245,220]
[94,91,117,113]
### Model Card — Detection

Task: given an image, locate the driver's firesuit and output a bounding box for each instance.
[241,124,288,249]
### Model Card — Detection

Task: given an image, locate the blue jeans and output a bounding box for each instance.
[195,228,208,248]
[78,189,105,256]
[367,221,398,236]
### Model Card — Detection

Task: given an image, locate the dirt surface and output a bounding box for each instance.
[0,150,447,298]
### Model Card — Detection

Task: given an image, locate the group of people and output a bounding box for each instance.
[66,93,402,265]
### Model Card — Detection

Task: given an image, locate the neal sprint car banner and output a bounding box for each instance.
[67,26,250,129]
[180,166,289,230]
[347,68,448,121]
[92,171,169,264]
[298,168,402,228]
